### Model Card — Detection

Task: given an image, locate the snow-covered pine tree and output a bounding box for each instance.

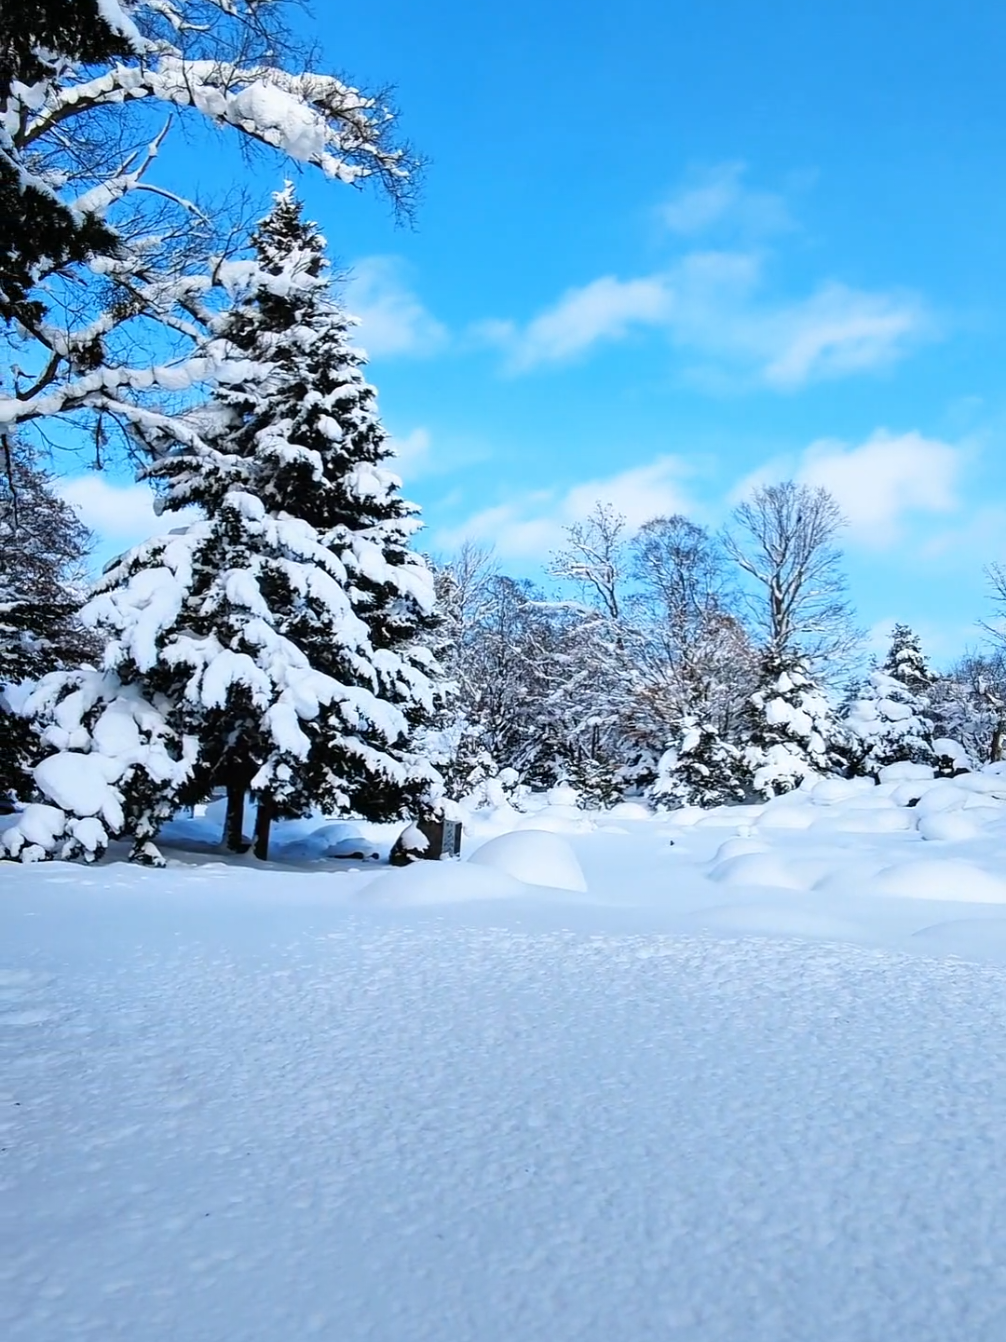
[651,716,745,810]
[843,626,936,777]
[0,439,96,803]
[741,651,842,798]
[842,669,935,778]
[2,188,443,864]
[882,624,933,696]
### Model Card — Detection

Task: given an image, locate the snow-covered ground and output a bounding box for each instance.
[6,772,1006,1339]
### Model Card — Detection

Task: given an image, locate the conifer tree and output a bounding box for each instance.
[2,188,443,864]
[0,439,95,803]
[883,624,933,696]
[843,626,936,777]
[741,651,842,798]
[651,717,745,809]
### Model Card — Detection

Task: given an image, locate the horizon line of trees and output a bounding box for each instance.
[3,1,1005,868]
[425,492,1006,813]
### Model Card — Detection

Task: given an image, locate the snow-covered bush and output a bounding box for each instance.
[651,717,745,809]
[563,751,624,810]
[0,442,98,802]
[0,670,194,864]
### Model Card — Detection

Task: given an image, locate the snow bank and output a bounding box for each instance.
[708,851,813,892]
[469,830,588,893]
[874,859,1006,904]
[361,860,530,906]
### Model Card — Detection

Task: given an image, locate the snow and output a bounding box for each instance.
[14,779,1006,1335]
[33,751,118,818]
[468,828,588,892]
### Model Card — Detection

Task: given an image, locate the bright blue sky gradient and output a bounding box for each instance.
[65,0,1006,664]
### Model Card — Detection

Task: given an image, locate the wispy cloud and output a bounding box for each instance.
[478,163,934,388]
[481,275,672,373]
[433,456,694,560]
[660,162,794,238]
[56,474,200,565]
[730,429,966,548]
[343,256,447,359]
[388,426,433,477]
[798,431,963,543]
[483,251,930,388]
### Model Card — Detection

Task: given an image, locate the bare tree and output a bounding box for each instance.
[724,481,859,670]
[549,502,628,621]
[931,649,1006,765]
[626,514,755,741]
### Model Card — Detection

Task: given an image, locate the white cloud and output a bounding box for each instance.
[494,275,672,372]
[729,430,965,549]
[343,256,447,358]
[797,430,962,545]
[760,283,927,389]
[434,456,693,560]
[485,250,929,388]
[56,474,199,558]
[388,426,432,477]
[660,162,793,237]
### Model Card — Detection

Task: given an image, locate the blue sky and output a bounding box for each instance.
[64,0,1006,664]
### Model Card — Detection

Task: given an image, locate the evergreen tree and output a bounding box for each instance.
[882,624,933,696]
[2,188,443,864]
[0,0,133,327]
[651,716,745,809]
[843,670,935,778]
[843,627,936,777]
[0,439,96,802]
[741,651,842,798]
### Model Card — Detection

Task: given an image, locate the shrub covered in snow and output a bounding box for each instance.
[0,670,194,863]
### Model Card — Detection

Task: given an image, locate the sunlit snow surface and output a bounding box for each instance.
[7,782,1006,1339]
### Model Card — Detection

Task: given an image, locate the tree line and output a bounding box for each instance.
[428,493,1006,811]
[2,2,1005,866]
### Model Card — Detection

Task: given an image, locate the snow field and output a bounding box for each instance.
[5,891,1006,1341]
[8,773,1006,1337]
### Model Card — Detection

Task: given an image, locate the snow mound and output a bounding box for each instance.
[713,837,770,862]
[607,801,652,821]
[877,762,934,783]
[361,860,530,906]
[811,777,877,805]
[874,859,1006,903]
[913,784,969,816]
[273,823,380,862]
[812,807,915,834]
[708,852,811,892]
[469,830,588,893]
[954,773,1006,798]
[756,801,816,830]
[917,812,986,842]
[514,806,594,835]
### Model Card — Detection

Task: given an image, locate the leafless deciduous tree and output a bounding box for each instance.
[625,514,755,741]
[724,480,859,670]
[549,503,628,621]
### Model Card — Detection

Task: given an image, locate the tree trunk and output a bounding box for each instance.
[224,783,248,852]
[992,722,1005,764]
[253,793,273,862]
